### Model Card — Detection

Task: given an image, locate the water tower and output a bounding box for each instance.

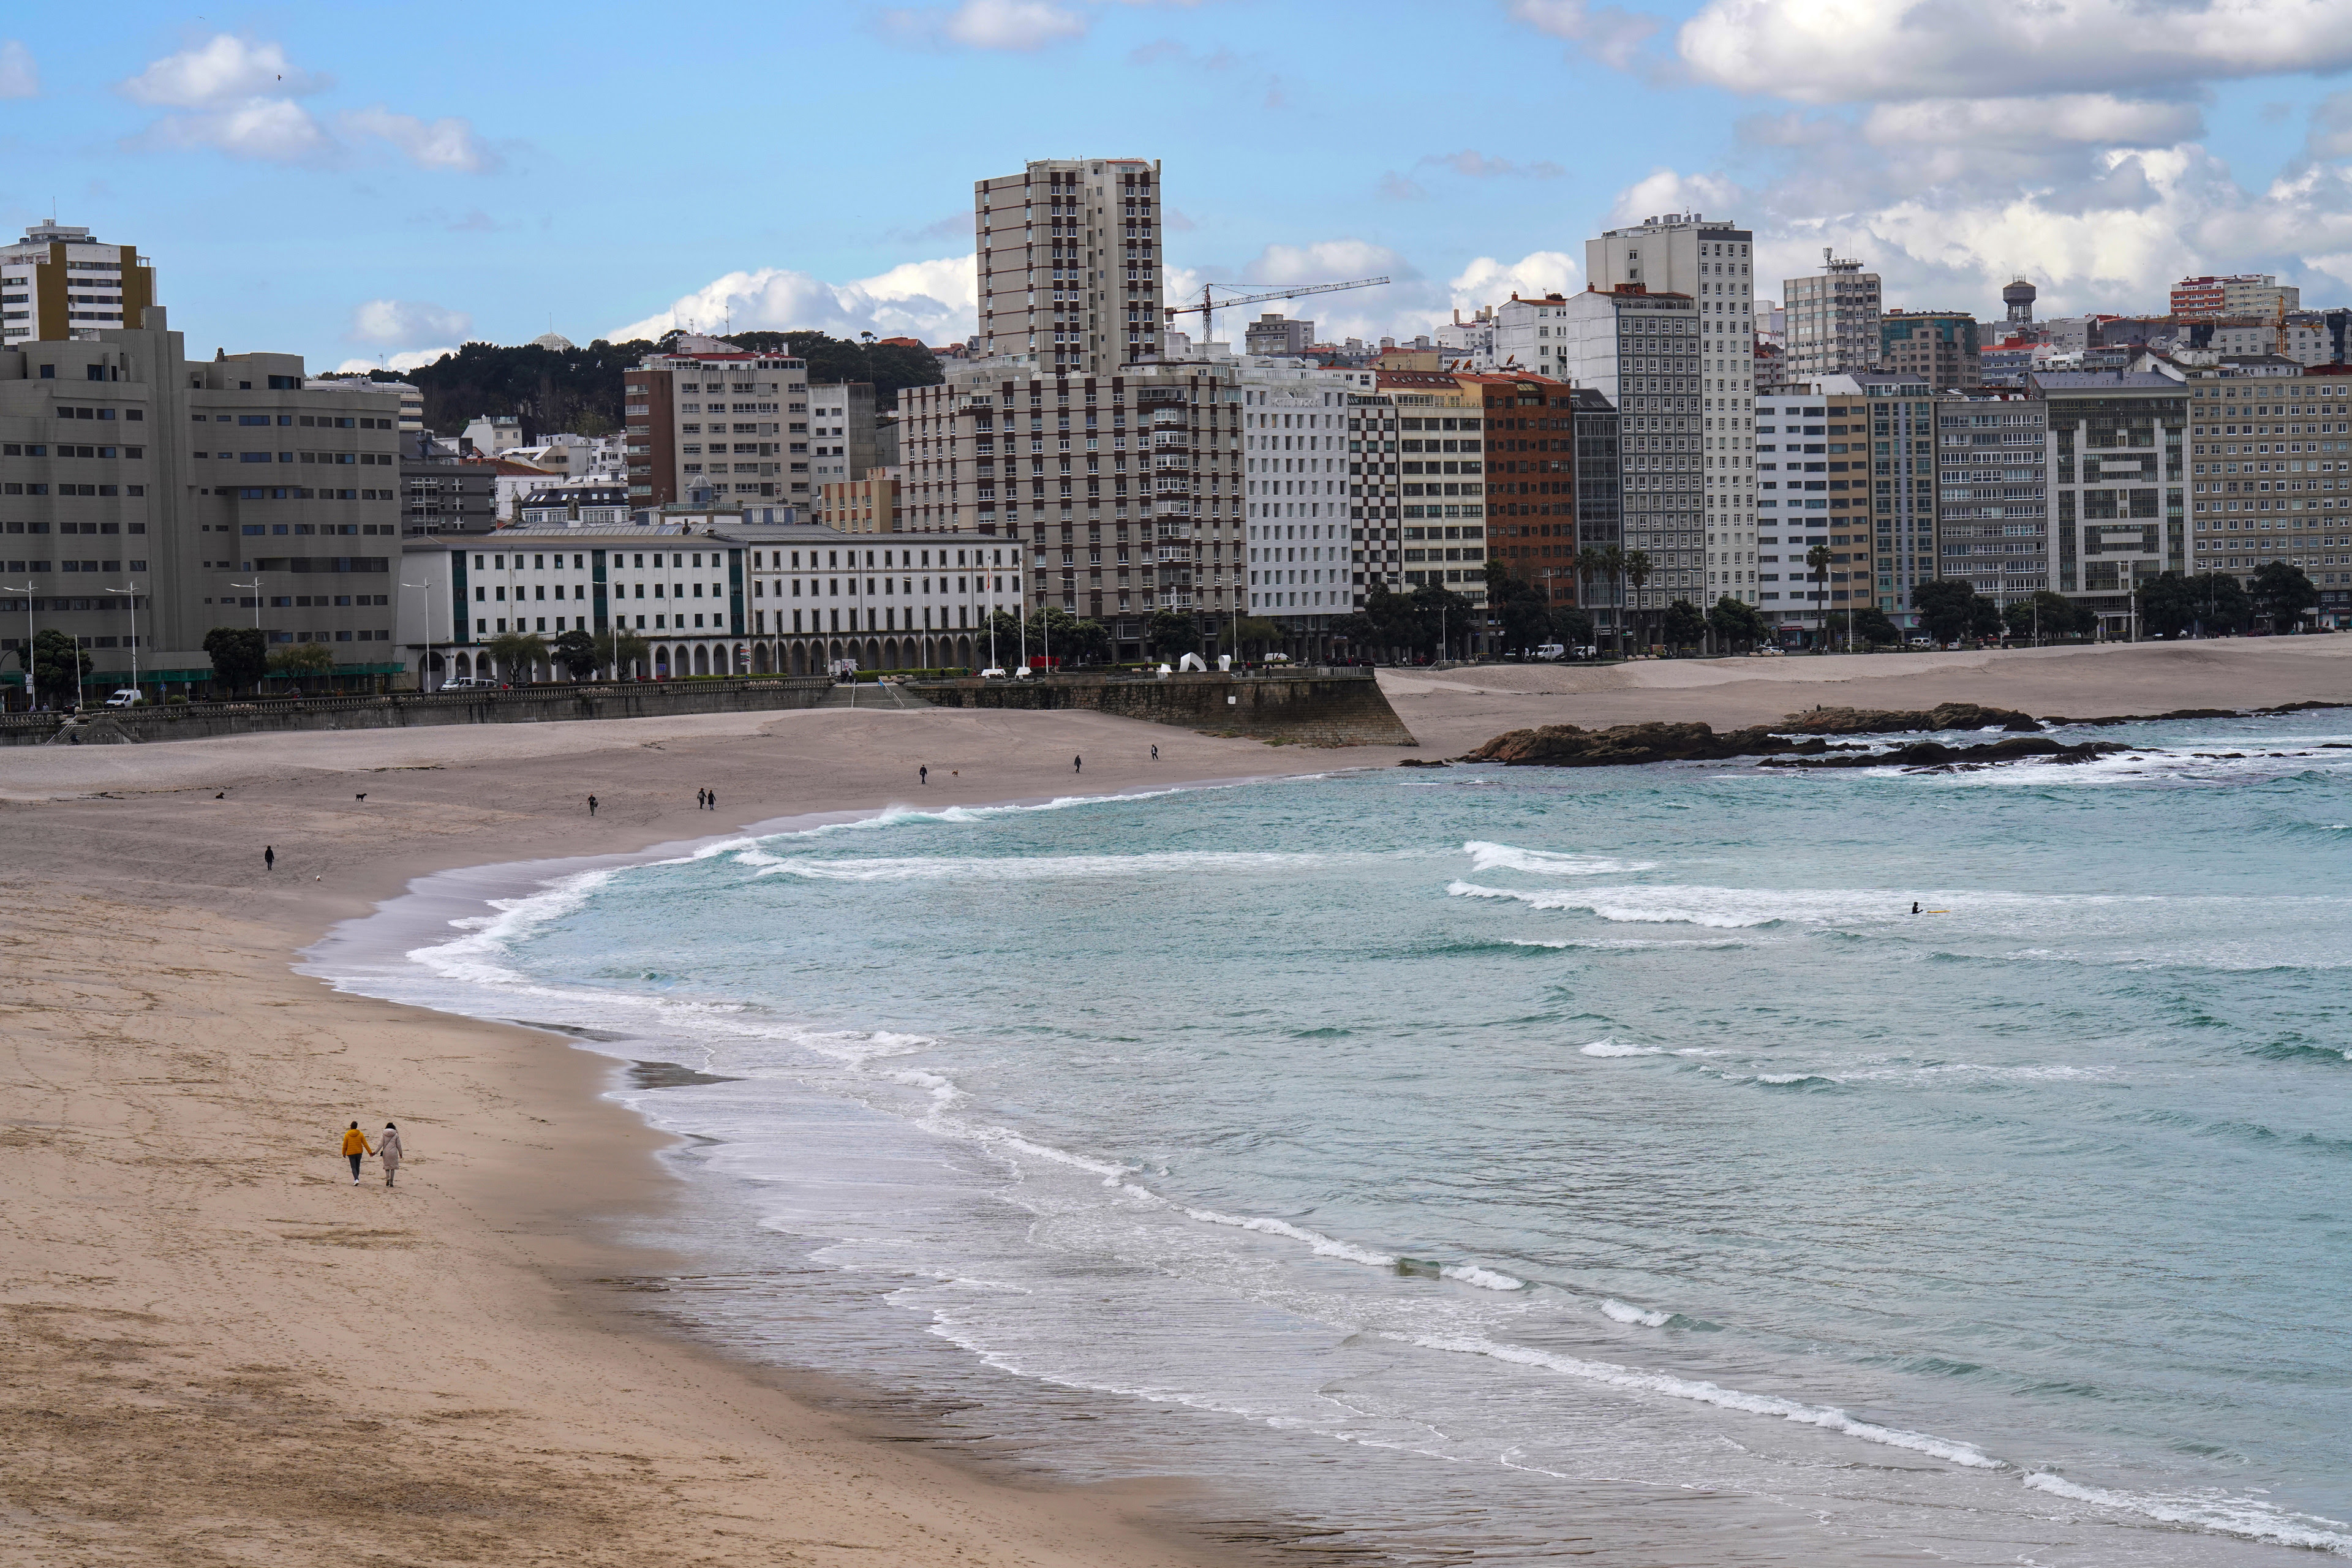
[2003,277,2037,326]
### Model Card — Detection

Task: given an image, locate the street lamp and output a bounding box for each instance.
[104,581,142,695]
[401,574,438,692]
[1,582,35,710]
[230,578,263,630]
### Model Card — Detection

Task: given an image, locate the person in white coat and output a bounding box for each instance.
[377,1123,404,1188]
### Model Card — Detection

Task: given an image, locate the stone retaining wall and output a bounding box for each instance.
[908,669,1416,747]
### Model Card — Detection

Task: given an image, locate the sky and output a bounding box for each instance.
[6,1,2352,375]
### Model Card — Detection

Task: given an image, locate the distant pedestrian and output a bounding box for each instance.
[264,845,275,872]
[706,788,716,811]
[340,1121,374,1185]
[696,788,707,810]
[919,765,929,786]
[587,794,598,816]
[1150,744,1158,761]
[1073,755,1082,774]
[377,1123,403,1187]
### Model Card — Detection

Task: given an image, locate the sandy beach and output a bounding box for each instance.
[4,637,2348,1566]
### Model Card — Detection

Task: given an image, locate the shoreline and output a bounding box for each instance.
[0,707,1349,1567]
[5,639,2349,1563]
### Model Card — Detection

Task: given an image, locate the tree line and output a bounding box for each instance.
[376,331,946,439]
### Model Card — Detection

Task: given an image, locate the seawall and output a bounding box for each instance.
[4,677,840,747]
[908,669,1417,747]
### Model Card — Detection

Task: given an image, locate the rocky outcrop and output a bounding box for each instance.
[2042,701,2343,727]
[1777,702,2042,735]
[1464,722,1807,766]
[1759,736,2126,770]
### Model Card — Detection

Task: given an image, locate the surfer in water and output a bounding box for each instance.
[1911,902,1921,915]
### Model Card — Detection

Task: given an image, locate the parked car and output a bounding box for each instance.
[980,666,1010,680]
[104,688,145,707]
[441,676,505,690]
[1532,643,1566,660]
[1905,636,1935,649]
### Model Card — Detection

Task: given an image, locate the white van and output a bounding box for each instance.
[1532,643,1566,660]
[104,688,144,707]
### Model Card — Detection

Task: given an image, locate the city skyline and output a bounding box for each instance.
[3,2,2352,371]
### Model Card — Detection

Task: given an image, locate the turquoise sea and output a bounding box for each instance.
[317,712,2352,1564]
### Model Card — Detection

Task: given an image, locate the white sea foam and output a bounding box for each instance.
[1178,1207,1400,1268]
[2020,1471,2352,1556]
[405,867,616,985]
[1389,1332,2002,1469]
[1441,1264,1528,1291]
[1580,1039,1660,1058]
[1463,841,1656,878]
[1600,1299,1672,1327]
[754,850,1339,884]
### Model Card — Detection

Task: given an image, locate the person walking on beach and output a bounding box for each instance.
[377,1123,404,1187]
[587,794,598,816]
[340,1121,374,1184]
[706,788,716,811]
[265,845,275,872]
[1151,744,1158,761]
[696,788,707,810]
[1073,755,1082,775]
[919,764,928,786]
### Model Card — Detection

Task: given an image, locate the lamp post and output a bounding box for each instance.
[104,580,141,695]
[230,578,262,630]
[401,574,437,692]
[2,582,35,711]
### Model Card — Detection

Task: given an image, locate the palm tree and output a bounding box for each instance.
[1804,543,1833,651]
[1623,549,1654,651]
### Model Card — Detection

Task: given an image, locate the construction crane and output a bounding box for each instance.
[1163,276,1390,345]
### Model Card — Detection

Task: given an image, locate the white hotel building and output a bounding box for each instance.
[1238,356,1374,624]
[398,522,1022,684]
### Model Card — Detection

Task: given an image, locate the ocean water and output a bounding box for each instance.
[316,714,2352,1564]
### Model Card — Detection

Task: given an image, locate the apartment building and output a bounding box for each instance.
[0,221,157,348]
[891,358,1242,658]
[1240,358,1363,626]
[807,382,877,488]
[1930,388,2049,609]
[817,474,901,532]
[1587,213,1759,610]
[0,308,406,699]
[2029,369,2188,633]
[2183,369,2352,603]
[1553,284,1716,609]
[1750,386,1882,628]
[1879,311,1981,388]
[975,157,1165,378]
[622,343,810,507]
[516,483,631,527]
[1492,293,1582,379]
[1782,251,1881,380]
[2172,274,2299,318]
[1342,369,1480,605]
[1244,314,1316,356]
[1460,373,1577,612]
[400,432,497,536]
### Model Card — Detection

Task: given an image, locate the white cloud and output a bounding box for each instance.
[1678,0,2352,105]
[349,300,472,346]
[1449,250,1582,306]
[334,347,458,374]
[118,35,491,172]
[883,0,1088,50]
[1510,0,1664,70]
[0,40,39,99]
[1862,94,2203,149]
[135,97,333,163]
[342,105,497,172]
[606,254,981,344]
[1609,167,1746,225]
[1238,238,1412,287]
[120,35,326,107]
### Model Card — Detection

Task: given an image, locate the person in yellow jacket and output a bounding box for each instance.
[341,1121,374,1185]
